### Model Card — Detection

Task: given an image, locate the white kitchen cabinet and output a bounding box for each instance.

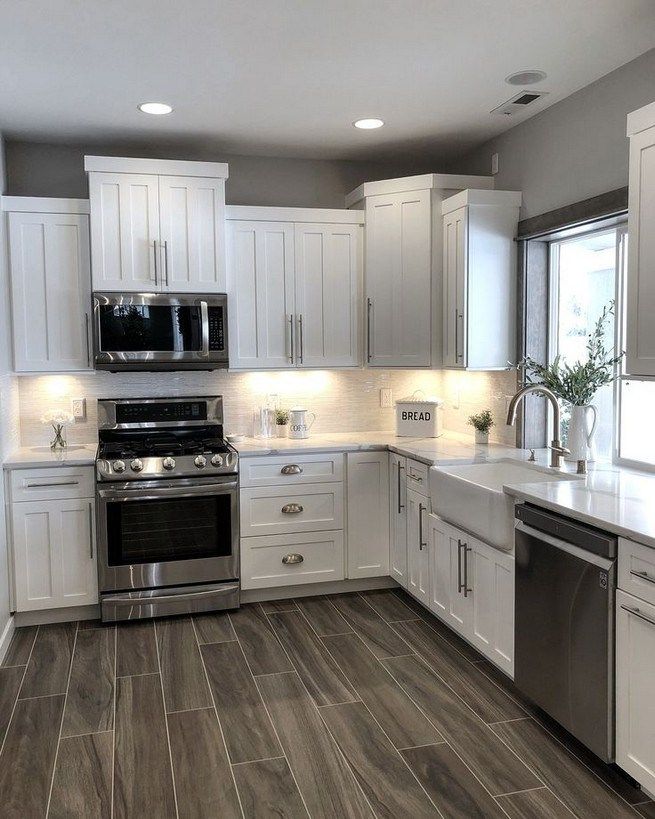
[346,173,494,368]
[4,198,92,372]
[442,189,521,370]
[406,486,430,604]
[626,103,655,376]
[241,531,345,590]
[389,452,407,587]
[294,223,360,367]
[11,497,97,611]
[616,588,655,793]
[346,452,389,579]
[226,220,295,369]
[426,513,514,675]
[226,206,363,370]
[85,156,228,293]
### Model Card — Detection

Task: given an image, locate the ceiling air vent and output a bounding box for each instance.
[491,90,549,116]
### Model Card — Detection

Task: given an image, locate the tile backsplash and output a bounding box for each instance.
[17,368,518,448]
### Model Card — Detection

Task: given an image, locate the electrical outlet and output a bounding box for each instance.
[380,388,393,408]
[491,152,499,175]
[71,398,86,420]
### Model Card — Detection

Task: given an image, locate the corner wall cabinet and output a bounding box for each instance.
[442,189,522,370]
[226,206,363,369]
[8,466,97,612]
[626,102,655,376]
[3,197,92,373]
[85,156,228,293]
[345,173,494,368]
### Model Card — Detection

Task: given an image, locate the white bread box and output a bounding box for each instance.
[395,392,444,437]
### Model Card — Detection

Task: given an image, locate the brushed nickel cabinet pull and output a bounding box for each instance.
[26,480,79,488]
[418,503,426,550]
[282,553,304,565]
[457,539,464,593]
[287,314,294,363]
[463,544,472,597]
[397,462,404,514]
[366,297,373,362]
[88,502,94,559]
[281,503,303,514]
[280,464,303,475]
[630,569,655,586]
[163,239,169,287]
[153,240,158,286]
[298,315,304,364]
[621,604,655,628]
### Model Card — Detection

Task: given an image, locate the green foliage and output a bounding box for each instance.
[468,409,494,433]
[275,408,289,425]
[521,301,624,406]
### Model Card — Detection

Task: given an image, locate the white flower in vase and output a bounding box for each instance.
[41,410,74,450]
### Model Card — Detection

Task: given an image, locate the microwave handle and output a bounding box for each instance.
[200,301,210,357]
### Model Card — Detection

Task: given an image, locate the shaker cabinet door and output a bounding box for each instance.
[294,223,361,368]
[158,175,226,293]
[346,452,389,578]
[389,453,408,587]
[442,205,468,368]
[406,487,430,604]
[9,210,92,372]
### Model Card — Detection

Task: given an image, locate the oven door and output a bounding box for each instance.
[96,475,238,593]
[93,292,228,370]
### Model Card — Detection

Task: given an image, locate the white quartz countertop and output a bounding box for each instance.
[3,444,98,469]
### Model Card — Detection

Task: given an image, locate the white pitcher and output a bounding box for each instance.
[288,407,316,440]
[565,404,598,462]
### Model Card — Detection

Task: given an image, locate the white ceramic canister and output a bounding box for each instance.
[565,404,598,462]
[288,407,316,440]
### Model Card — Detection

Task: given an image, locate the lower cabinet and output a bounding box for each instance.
[427,513,514,676]
[346,452,390,578]
[241,531,345,589]
[389,452,407,587]
[406,487,430,605]
[11,496,97,611]
[616,588,655,793]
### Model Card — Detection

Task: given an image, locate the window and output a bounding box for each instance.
[548,226,626,462]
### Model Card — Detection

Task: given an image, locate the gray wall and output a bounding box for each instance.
[4,141,432,208]
[450,48,655,219]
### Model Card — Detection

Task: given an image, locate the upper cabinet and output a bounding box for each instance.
[346,173,494,368]
[85,156,228,293]
[4,197,92,373]
[441,189,521,370]
[626,102,655,376]
[226,206,363,369]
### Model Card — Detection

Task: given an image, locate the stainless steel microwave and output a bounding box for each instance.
[93,293,228,371]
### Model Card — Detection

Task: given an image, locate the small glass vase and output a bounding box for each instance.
[50,424,67,451]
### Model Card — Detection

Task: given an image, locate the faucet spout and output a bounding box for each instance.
[505,384,568,468]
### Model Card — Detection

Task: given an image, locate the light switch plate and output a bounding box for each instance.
[71,398,86,420]
[380,388,393,408]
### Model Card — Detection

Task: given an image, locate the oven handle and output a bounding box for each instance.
[200,300,210,357]
[97,480,237,502]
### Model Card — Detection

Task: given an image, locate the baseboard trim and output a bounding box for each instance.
[0,615,16,664]
[241,576,397,604]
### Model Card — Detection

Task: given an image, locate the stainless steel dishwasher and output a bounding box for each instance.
[514,503,617,762]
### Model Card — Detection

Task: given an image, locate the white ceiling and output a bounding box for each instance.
[1,0,654,162]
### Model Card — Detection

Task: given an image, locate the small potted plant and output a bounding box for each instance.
[468,409,494,445]
[41,409,74,450]
[275,408,290,438]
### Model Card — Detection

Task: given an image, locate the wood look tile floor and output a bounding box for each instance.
[0,589,652,818]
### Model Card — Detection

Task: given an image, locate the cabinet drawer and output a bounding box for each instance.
[10,466,95,502]
[406,458,429,496]
[241,531,345,589]
[619,537,655,606]
[239,453,343,487]
[240,483,344,537]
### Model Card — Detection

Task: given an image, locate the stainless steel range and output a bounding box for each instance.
[95,396,239,622]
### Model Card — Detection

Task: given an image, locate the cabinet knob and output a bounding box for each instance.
[281,464,303,475]
[282,553,304,565]
[281,503,303,514]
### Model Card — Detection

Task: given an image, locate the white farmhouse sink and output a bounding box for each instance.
[429,459,582,551]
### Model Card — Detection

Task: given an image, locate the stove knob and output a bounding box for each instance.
[210,454,223,467]
[130,459,143,473]
[194,455,207,469]
[113,460,126,473]
[162,457,176,471]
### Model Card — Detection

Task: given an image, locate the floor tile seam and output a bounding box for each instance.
[0,624,39,758]
[329,595,416,656]
[495,715,649,812]
[355,590,420,626]
[45,620,79,817]
[230,754,287,767]
[110,621,117,819]
[293,596,355,639]
[193,614,251,819]
[153,619,181,819]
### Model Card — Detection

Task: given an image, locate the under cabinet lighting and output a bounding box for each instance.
[138,102,173,115]
[353,118,384,129]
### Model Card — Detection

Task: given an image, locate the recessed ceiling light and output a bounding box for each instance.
[138,102,173,115]
[353,118,384,130]
[505,70,547,86]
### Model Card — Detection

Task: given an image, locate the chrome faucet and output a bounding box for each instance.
[506,385,570,468]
